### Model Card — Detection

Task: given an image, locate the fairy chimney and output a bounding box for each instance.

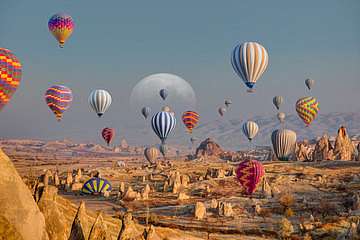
[334,126,355,160]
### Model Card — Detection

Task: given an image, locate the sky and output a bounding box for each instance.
[0,0,359,146]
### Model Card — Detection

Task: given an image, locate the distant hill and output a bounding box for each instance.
[168,112,360,150]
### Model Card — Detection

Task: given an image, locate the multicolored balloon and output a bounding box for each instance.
[48,13,74,48]
[89,89,112,117]
[236,160,265,195]
[218,107,226,117]
[144,147,159,164]
[81,177,112,194]
[242,121,259,141]
[45,85,72,121]
[273,96,283,110]
[102,128,114,146]
[305,78,315,90]
[271,129,297,161]
[231,42,269,91]
[159,89,168,100]
[182,111,200,133]
[141,106,151,119]
[295,96,319,126]
[151,111,176,144]
[0,48,22,111]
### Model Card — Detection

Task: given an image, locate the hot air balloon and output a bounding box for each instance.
[218,107,226,117]
[273,96,283,110]
[236,160,265,195]
[89,89,112,117]
[277,112,286,124]
[159,144,168,158]
[225,99,232,108]
[151,111,176,144]
[242,121,259,141]
[144,147,159,164]
[182,111,200,133]
[295,96,319,126]
[271,129,297,161]
[48,13,74,48]
[162,106,171,112]
[45,85,72,121]
[0,48,22,111]
[305,78,315,90]
[141,107,151,119]
[231,42,269,91]
[159,89,168,100]
[81,177,112,195]
[102,128,114,146]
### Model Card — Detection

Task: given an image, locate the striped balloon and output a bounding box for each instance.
[236,160,265,195]
[271,129,297,161]
[102,128,114,146]
[231,42,269,90]
[0,48,22,111]
[295,96,319,126]
[273,96,283,110]
[45,85,72,121]
[151,111,176,144]
[144,147,159,164]
[89,89,112,117]
[81,177,112,194]
[48,13,74,48]
[182,111,200,133]
[242,121,259,141]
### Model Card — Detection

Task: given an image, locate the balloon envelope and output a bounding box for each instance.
[102,128,114,146]
[48,13,74,48]
[218,107,226,117]
[277,112,286,123]
[271,129,297,161]
[231,42,269,90]
[159,144,168,157]
[182,111,200,133]
[273,96,283,110]
[0,48,22,111]
[295,96,319,126]
[144,147,159,164]
[45,85,72,121]
[151,111,176,144]
[305,78,315,90]
[89,89,112,117]
[242,121,259,141]
[236,160,265,195]
[225,99,232,107]
[141,107,151,119]
[159,89,168,100]
[82,177,112,194]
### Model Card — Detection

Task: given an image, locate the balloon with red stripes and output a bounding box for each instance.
[102,128,115,146]
[182,111,200,133]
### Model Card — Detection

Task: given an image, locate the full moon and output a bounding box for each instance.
[130,73,197,114]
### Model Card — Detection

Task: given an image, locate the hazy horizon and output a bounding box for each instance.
[1,1,359,146]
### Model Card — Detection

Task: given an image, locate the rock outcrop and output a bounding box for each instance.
[295,141,311,161]
[194,202,206,220]
[38,186,68,240]
[122,186,138,201]
[88,212,110,240]
[0,148,49,240]
[117,212,142,240]
[312,135,334,161]
[195,138,224,158]
[218,202,234,217]
[68,201,91,240]
[334,126,355,160]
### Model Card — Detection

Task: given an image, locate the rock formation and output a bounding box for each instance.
[74,169,82,183]
[177,192,190,200]
[38,186,68,240]
[312,134,334,161]
[194,202,206,220]
[142,225,161,240]
[218,202,234,217]
[334,126,355,160]
[54,171,60,186]
[195,138,224,158]
[295,141,311,161]
[210,199,218,209]
[117,212,141,240]
[279,217,294,238]
[357,143,360,161]
[68,201,91,240]
[0,148,49,240]
[261,177,273,199]
[88,212,110,240]
[142,184,151,200]
[122,186,138,201]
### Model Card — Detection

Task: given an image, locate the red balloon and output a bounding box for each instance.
[236,160,265,195]
[101,128,115,146]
